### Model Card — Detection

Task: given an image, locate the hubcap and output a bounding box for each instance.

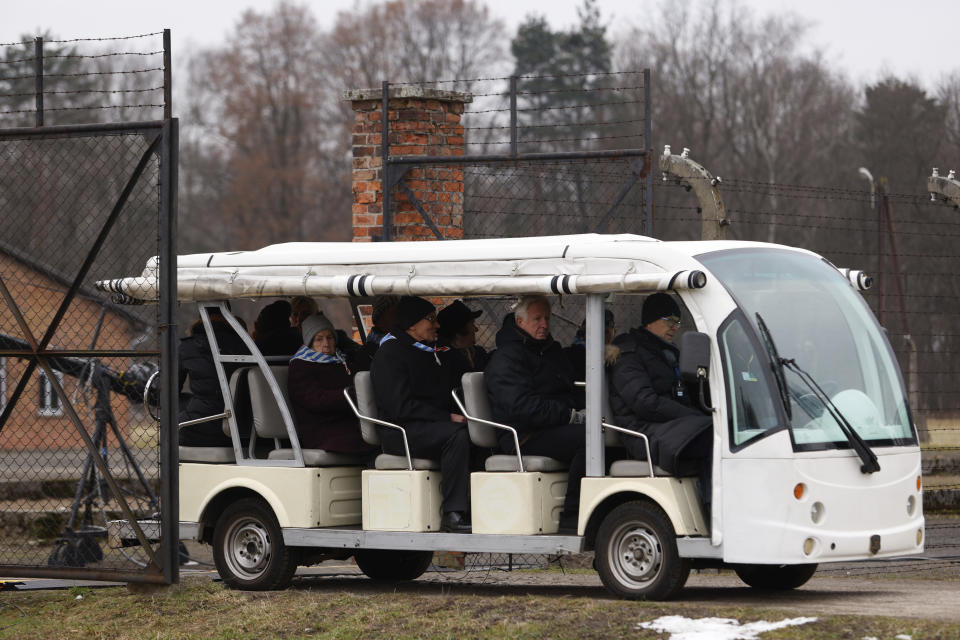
[225,517,272,579]
[609,522,662,587]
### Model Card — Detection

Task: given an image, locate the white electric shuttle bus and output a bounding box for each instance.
[100,233,923,600]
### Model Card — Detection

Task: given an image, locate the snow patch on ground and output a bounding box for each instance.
[636,615,818,640]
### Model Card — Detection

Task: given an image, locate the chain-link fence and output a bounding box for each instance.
[0,31,176,584]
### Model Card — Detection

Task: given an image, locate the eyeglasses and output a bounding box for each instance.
[661,316,681,328]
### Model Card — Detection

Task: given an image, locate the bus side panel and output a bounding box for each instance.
[180,463,362,528]
[580,477,709,537]
[721,450,924,564]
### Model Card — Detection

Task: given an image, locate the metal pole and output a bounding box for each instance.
[381,81,392,241]
[34,37,43,127]
[163,29,172,121]
[584,293,605,477]
[509,76,518,159]
[158,118,180,584]
[643,69,653,236]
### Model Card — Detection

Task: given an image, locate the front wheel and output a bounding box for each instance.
[212,497,297,590]
[354,549,434,581]
[595,501,690,600]
[734,563,818,590]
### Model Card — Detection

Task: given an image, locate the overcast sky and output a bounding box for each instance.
[3,0,956,89]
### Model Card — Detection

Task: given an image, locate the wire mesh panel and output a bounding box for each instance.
[0,123,174,581]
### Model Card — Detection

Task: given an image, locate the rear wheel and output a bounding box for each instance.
[212,497,297,590]
[734,563,818,590]
[595,501,690,600]
[354,549,434,581]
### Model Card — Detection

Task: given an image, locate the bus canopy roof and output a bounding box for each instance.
[95,234,775,304]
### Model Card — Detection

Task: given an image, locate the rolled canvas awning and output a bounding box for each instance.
[96,233,724,304]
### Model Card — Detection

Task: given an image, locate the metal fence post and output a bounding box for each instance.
[34,37,43,127]
[509,76,518,159]
[163,30,172,121]
[159,118,180,584]
[643,69,652,235]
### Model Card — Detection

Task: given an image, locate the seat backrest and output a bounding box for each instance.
[352,371,381,445]
[461,372,500,448]
[247,365,294,440]
[222,366,254,439]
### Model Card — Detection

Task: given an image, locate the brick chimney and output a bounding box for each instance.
[345,86,471,242]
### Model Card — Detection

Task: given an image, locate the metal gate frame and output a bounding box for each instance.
[0,118,179,584]
[377,70,653,241]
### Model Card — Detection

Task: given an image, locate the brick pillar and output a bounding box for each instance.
[345,86,471,242]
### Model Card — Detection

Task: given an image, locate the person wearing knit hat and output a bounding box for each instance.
[609,293,712,515]
[370,296,473,533]
[287,313,377,456]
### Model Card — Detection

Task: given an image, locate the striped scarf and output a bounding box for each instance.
[290,345,350,374]
[380,333,449,364]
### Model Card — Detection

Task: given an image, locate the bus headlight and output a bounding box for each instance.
[917,529,924,546]
[803,537,817,556]
[907,495,916,516]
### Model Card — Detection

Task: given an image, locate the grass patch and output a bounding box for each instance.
[1,576,959,639]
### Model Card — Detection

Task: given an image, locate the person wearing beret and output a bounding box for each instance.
[287,313,377,455]
[370,296,473,533]
[437,299,489,391]
[608,292,712,510]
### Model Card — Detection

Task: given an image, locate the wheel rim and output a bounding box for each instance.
[607,521,663,589]
[223,516,272,580]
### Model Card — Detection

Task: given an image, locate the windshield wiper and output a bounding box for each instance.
[755,313,792,421]
[780,358,881,474]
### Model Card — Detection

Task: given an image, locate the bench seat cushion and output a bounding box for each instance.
[179,446,235,463]
[609,459,676,477]
[484,454,566,472]
[267,448,366,466]
[374,453,440,470]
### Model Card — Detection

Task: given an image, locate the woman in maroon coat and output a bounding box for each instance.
[287,313,376,455]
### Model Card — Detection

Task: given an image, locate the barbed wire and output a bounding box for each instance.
[0,103,163,115]
[0,67,164,82]
[392,69,647,87]
[463,118,647,132]
[0,32,163,47]
[464,98,646,115]
[1,86,164,99]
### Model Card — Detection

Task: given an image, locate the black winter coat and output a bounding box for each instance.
[609,327,708,473]
[178,320,249,445]
[370,331,455,425]
[439,344,489,391]
[484,314,580,441]
[287,357,376,454]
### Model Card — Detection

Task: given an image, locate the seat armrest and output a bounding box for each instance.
[451,389,525,473]
[602,422,655,478]
[342,388,413,470]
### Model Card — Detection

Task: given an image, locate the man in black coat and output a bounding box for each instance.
[370,296,472,533]
[609,293,712,505]
[178,311,249,447]
[484,295,586,533]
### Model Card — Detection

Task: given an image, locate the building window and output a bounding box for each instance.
[38,369,64,417]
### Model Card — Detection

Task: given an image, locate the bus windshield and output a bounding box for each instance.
[698,248,916,450]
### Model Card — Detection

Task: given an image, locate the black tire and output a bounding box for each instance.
[734,563,818,590]
[354,549,434,582]
[595,501,690,600]
[212,497,297,590]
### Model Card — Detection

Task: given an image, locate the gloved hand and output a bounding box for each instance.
[569,408,586,424]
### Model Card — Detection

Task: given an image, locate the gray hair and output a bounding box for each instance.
[514,295,551,321]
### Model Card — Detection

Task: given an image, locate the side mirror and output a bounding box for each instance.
[678,331,711,382]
